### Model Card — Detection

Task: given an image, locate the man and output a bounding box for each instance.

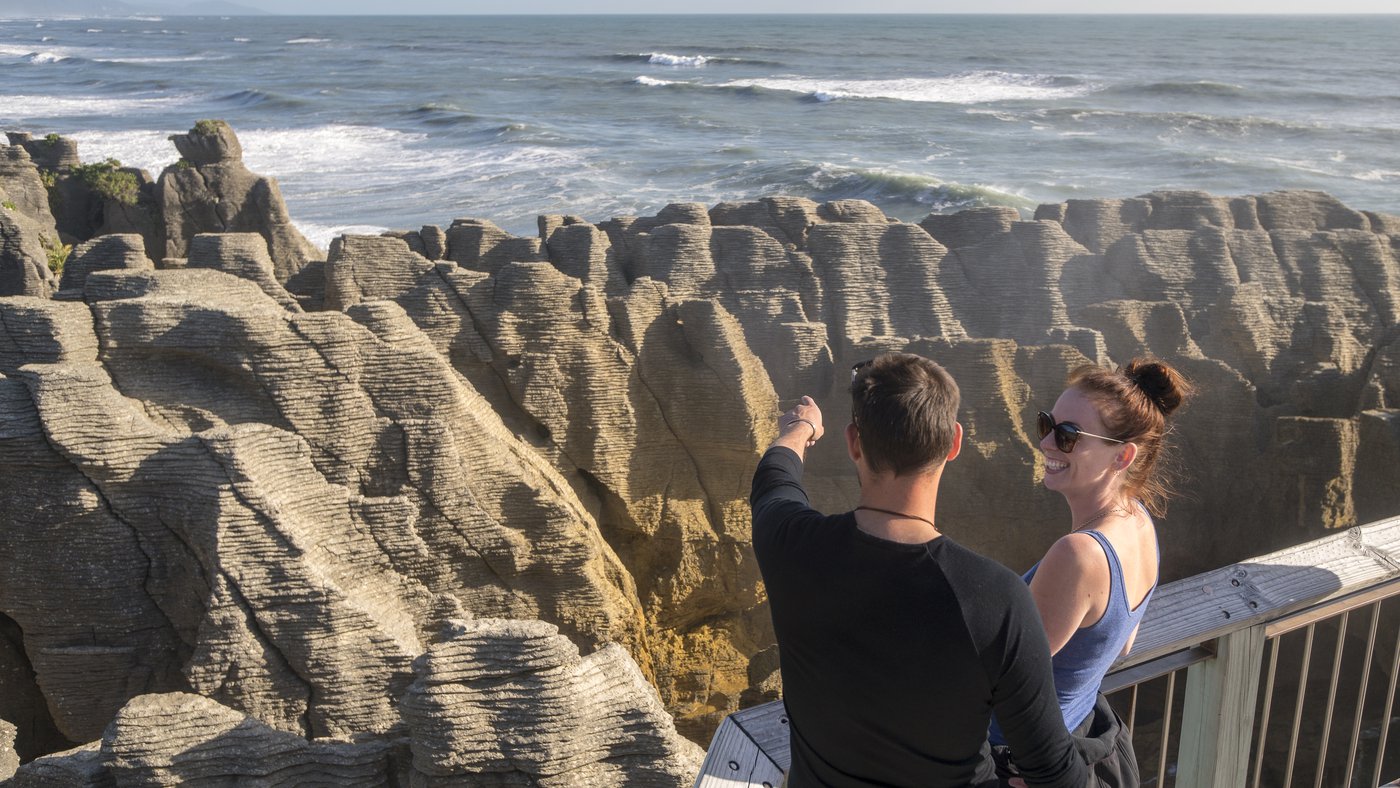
[751,353,1087,787]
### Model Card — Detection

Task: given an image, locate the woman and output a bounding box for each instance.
[991,357,1192,784]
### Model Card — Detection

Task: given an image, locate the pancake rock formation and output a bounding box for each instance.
[2,122,1400,780]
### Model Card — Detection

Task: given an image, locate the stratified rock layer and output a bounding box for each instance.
[2,137,1399,783]
[403,617,703,786]
[157,121,318,280]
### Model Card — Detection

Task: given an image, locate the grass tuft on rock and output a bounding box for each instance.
[1,200,15,211]
[41,236,71,275]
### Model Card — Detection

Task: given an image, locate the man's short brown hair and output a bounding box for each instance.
[849,353,960,477]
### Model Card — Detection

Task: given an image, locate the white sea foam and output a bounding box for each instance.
[65,129,182,176]
[40,36,52,41]
[285,38,329,44]
[95,55,215,63]
[0,94,184,120]
[1354,170,1399,182]
[633,75,677,87]
[85,28,102,33]
[721,71,1093,104]
[233,37,251,42]
[294,222,390,251]
[646,52,708,67]
[23,51,67,63]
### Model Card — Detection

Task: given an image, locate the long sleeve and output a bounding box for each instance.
[984,581,1088,787]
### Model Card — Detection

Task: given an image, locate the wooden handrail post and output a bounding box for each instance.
[1175,623,1268,787]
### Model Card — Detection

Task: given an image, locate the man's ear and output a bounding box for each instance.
[1116,442,1139,471]
[945,421,963,463]
[845,422,861,464]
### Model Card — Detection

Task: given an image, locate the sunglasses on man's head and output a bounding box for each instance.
[1037,411,1125,454]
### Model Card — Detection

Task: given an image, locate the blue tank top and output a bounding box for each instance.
[989,520,1157,744]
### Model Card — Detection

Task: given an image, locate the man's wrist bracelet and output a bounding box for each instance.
[786,418,818,442]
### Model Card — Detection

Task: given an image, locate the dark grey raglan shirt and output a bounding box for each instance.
[751,447,1087,787]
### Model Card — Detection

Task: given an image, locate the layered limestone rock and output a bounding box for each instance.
[7,133,160,258]
[0,194,58,298]
[0,240,648,759]
[56,235,154,294]
[3,164,1400,779]
[322,233,780,739]
[0,143,59,232]
[157,121,318,280]
[402,617,702,786]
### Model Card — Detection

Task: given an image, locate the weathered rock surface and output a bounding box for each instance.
[157,121,319,281]
[1,718,19,781]
[2,122,1399,781]
[56,235,154,294]
[403,617,703,786]
[0,194,58,298]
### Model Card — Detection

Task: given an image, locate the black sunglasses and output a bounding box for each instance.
[1037,411,1125,454]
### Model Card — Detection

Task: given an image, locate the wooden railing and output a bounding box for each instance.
[694,515,1400,788]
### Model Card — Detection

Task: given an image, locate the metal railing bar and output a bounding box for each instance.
[1157,671,1176,788]
[1343,603,1381,788]
[1266,577,1400,639]
[1103,644,1215,694]
[1283,624,1316,788]
[1374,614,1400,788]
[1251,636,1281,788]
[1313,611,1350,788]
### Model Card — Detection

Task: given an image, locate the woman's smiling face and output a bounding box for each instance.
[1040,387,1124,496]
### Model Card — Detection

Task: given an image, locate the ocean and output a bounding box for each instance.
[2,14,1398,247]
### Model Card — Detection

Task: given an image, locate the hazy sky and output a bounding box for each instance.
[210,0,1400,13]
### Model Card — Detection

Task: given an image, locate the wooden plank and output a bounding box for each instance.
[1115,516,1400,671]
[1175,624,1268,788]
[731,700,791,771]
[694,716,786,788]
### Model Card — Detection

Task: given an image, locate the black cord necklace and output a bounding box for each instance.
[855,505,937,530]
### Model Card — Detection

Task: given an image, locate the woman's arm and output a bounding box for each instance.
[1026,533,1110,655]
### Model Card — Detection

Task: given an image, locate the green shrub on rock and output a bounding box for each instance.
[1,200,15,211]
[43,132,61,146]
[72,158,140,206]
[193,119,225,137]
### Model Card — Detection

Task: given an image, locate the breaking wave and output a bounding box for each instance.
[718,71,1095,104]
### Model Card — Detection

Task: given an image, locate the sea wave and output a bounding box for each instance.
[0,94,185,121]
[23,51,68,63]
[802,162,1036,212]
[285,38,330,45]
[403,103,478,127]
[633,75,679,87]
[612,52,773,66]
[214,89,305,110]
[645,51,708,66]
[65,129,182,176]
[1108,80,1248,98]
[232,37,251,43]
[718,71,1094,104]
[293,221,391,251]
[95,55,215,63]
